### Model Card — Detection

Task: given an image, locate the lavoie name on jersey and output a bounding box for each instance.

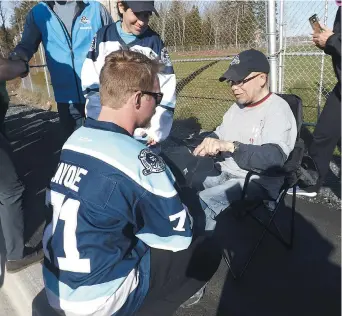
[51,162,88,192]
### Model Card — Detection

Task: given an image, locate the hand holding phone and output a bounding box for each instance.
[309,14,323,33]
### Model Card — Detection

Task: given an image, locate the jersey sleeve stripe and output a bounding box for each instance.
[44,266,139,315]
[135,233,192,252]
[63,142,177,198]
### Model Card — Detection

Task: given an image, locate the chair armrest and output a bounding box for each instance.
[241,139,305,199]
[240,169,282,200]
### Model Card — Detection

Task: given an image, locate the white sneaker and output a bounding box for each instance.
[287,186,317,197]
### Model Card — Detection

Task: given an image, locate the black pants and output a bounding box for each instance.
[309,86,341,189]
[135,236,221,316]
[0,132,25,260]
[57,103,85,141]
[0,101,8,135]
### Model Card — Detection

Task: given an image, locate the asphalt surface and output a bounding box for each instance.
[0,104,340,316]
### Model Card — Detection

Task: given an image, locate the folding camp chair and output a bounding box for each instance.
[221,93,305,280]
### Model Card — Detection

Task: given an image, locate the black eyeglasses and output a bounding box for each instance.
[228,74,261,87]
[139,91,164,105]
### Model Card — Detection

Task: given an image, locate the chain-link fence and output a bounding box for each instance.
[17,0,338,131]
[149,1,268,130]
[20,43,53,105]
[279,0,337,125]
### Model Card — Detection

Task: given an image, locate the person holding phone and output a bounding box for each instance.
[289,6,341,197]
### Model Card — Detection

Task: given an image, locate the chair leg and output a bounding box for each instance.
[249,188,296,250]
[272,187,296,249]
[221,248,237,280]
[222,187,296,280]
[289,186,296,248]
[238,224,269,279]
[222,211,276,280]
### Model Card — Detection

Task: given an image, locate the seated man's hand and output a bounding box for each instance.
[193,138,234,157]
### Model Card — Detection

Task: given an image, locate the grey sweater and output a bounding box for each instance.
[214,93,297,198]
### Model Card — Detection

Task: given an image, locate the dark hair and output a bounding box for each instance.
[117,1,129,20]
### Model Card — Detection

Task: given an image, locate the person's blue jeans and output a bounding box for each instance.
[198,172,270,232]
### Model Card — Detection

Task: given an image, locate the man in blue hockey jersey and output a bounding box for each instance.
[81,1,176,149]
[43,50,220,316]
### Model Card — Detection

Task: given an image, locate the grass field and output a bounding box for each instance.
[14,51,336,133]
[171,53,336,130]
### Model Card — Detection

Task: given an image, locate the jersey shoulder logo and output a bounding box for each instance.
[138,149,166,176]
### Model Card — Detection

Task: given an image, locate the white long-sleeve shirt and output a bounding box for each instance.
[81,21,177,142]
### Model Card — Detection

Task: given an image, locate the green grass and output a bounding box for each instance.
[30,70,54,100]
[173,55,335,130]
[19,53,336,133]
[283,55,335,123]
[174,60,233,130]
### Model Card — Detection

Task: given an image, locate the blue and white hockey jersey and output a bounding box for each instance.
[81,21,176,143]
[42,119,192,316]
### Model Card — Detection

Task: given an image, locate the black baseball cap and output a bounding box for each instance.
[126,1,159,17]
[219,49,270,82]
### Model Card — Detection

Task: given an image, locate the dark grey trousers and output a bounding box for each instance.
[0,132,25,260]
[309,86,341,190]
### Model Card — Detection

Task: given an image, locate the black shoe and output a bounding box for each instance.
[6,248,44,273]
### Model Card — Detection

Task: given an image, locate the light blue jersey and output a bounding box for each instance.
[43,119,192,316]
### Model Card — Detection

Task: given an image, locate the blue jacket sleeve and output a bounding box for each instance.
[99,3,113,26]
[12,9,41,62]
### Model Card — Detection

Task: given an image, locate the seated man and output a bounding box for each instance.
[43,50,219,316]
[193,49,297,232]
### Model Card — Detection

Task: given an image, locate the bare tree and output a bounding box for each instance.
[0,1,13,56]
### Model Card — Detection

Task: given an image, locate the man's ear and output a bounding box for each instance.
[261,74,268,87]
[134,91,141,109]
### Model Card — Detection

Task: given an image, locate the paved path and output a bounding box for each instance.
[0,106,340,316]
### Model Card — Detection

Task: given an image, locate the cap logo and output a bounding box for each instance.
[231,55,240,66]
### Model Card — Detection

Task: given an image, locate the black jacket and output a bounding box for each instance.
[325,7,341,96]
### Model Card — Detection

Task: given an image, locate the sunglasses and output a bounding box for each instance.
[139,91,164,105]
[228,74,261,87]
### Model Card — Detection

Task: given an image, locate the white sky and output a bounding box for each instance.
[0,0,339,36]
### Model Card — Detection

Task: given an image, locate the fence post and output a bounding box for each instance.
[28,73,34,92]
[278,0,285,93]
[267,0,278,92]
[317,0,329,119]
[39,43,51,98]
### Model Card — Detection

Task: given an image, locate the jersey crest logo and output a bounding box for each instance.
[231,55,240,65]
[138,149,166,176]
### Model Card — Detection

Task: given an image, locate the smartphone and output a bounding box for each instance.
[309,14,323,32]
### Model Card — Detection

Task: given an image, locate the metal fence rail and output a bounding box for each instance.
[17,0,338,130]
